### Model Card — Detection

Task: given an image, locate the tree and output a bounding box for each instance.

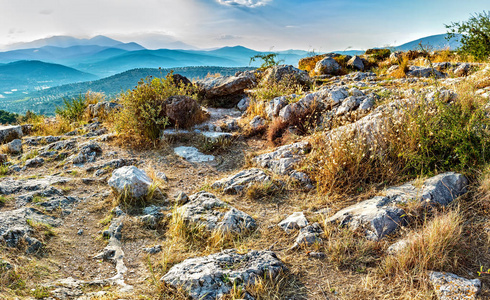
[446,11,490,60]
[249,53,284,70]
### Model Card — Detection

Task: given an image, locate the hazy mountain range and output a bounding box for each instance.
[0,33,461,115]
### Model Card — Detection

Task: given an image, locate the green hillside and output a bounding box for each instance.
[0,66,255,115]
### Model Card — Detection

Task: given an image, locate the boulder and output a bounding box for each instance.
[261,65,311,86]
[165,95,205,129]
[108,166,153,198]
[6,139,22,154]
[278,212,308,232]
[328,172,468,240]
[197,72,256,100]
[253,141,310,175]
[0,125,23,144]
[249,116,266,129]
[314,57,341,75]
[407,66,447,78]
[278,92,325,122]
[212,168,271,194]
[25,157,44,168]
[161,249,286,300]
[429,271,481,300]
[177,191,256,234]
[347,56,365,71]
[266,96,289,118]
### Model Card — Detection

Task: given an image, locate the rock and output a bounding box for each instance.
[108,166,153,198]
[328,172,468,240]
[25,157,44,168]
[0,176,69,195]
[177,191,256,234]
[161,249,286,300]
[7,139,22,154]
[349,87,364,97]
[212,168,271,194]
[336,96,362,115]
[0,125,23,144]
[278,212,308,231]
[0,154,6,164]
[174,191,189,205]
[174,146,215,163]
[0,207,61,249]
[197,72,256,99]
[347,56,364,71]
[429,271,481,300]
[278,92,325,122]
[329,87,349,104]
[71,141,103,164]
[262,65,310,86]
[87,101,122,118]
[359,96,375,111]
[454,63,471,77]
[140,205,166,228]
[253,141,310,175]
[77,229,84,235]
[266,96,289,118]
[315,57,341,75]
[165,95,205,129]
[386,239,409,255]
[143,245,162,254]
[85,158,136,173]
[292,223,323,249]
[237,97,250,111]
[308,252,327,259]
[249,116,266,129]
[407,66,447,78]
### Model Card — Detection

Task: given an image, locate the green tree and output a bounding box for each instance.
[249,53,284,70]
[446,11,490,60]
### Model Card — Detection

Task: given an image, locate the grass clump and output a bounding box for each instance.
[114,73,199,146]
[380,210,463,277]
[55,91,102,122]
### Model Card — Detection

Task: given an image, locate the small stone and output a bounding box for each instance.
[77,229,83,235]
[7,139,22,154]
[143,245,162,254]
[308,252,326,259]
[108,166,153,198]
[174,191,189,205]
[279,212,308,231]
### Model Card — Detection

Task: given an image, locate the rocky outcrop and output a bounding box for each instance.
[0,207,61,253]
[197,71,256,105]
[87,101,122,118]
[6,139,22,154]
[429,271,481,300]
[212,168,271,194]
[328,172,468,240]
[108,166,153,198]
[261,65,311,86]
[161,249,286,300]
[279,212,308,232]
[407,66,447,78]
[177,191,256,234]
[292,223,323,249]
[165,95,205,129]
[0,125,23,144]
[253,141,310,175]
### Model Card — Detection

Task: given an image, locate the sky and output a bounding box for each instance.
[0,0,488,51]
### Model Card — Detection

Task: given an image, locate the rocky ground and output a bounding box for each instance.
[1,50,490,299]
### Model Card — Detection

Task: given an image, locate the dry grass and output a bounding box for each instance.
[392,56,410,78]
[298,54,327,75]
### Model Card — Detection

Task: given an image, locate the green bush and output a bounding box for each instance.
[0,110,19,124]
[55,94,87,121]
[446,11,490,61]
[114,73,198,144]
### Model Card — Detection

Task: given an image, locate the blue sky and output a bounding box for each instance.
[0,0,488,51]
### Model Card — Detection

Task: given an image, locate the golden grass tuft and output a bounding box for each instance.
[380,209,463,277]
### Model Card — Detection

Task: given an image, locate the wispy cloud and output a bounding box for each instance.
[216,0,272,8]
[216,34,242,40]
[39,9,54,15]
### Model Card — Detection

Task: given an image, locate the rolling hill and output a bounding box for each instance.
[0,60,97,92]
[0,66,255,115]
[395,34,462,51]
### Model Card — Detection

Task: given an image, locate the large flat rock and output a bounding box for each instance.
[0,125,23,144]
[161,249,286,300]
[328,172,468,240]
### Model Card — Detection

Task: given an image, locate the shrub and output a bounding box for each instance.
[250,53,284,70]
[114,73,199,144]
[446,11,490,61]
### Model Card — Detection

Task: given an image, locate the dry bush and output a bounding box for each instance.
[379,209,463,277]
[298,54,327,74]
[392,56,410,78]
[27,115,73,136]
[266,118,288,145]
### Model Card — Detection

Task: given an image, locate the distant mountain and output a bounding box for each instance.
[395,34,462,51]
[121,33,197,50]
[0,66,255,115]
[0,60,97,93]
[2,35,135,51]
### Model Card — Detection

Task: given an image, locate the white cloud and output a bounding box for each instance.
[216,0,272,8]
